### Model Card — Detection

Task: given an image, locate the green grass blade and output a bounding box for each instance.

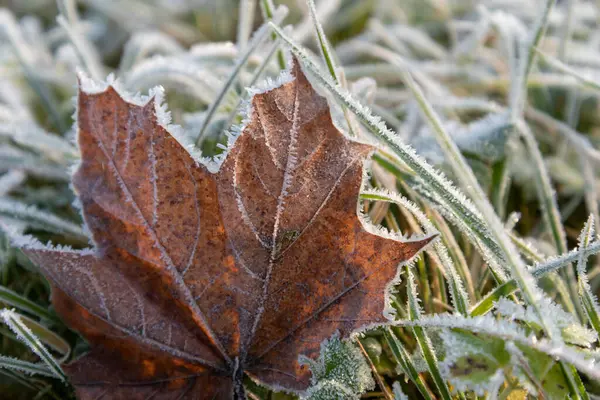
[1,309,65,381]
[0,286,57,322]
[237,0,256,52]
[394,314,600,381]
[384,327,434,400]
[306,0,359,136]
[259,0,287,69]
[576,216,600,334]
[0,355,55,378]
[404,264,453,400]
[510,0,557,119]
[471,240,600,316]
[56,15,104,81]
[306,0,338,84]
[516,120,580,319]
[0,198,86,241]
[18,315,70,360]
[537,50,600,92]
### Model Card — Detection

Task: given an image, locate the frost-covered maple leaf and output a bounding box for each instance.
[16,60,432,399]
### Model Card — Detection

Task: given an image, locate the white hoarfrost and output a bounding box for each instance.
[0,198,85,239]
[495,297,597,347]
[394,313,600,380]
[301,332,375,400]
[0,309,65,381]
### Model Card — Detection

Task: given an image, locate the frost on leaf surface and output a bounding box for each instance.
[17,59,432,399]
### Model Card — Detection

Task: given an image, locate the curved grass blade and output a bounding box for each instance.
[1,309,65,381]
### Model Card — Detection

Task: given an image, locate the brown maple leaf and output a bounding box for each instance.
[18,60,433,399]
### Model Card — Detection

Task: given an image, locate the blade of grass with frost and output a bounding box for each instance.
[187,42,238,61]
[368,20,411,57]
[361,189,469,315]
[491,159,510,219]
[237,0,256,51]
[384,327,434,400]
[0,355,55,379]
[260,0,286,69]
[370,103,403,133]
[393,25,448,60]
[222,40,281,131]
[269,22,504,271]
[394,314,600,381]
[0,122,78,162]
[294,0,342,45]
[557,0,576,61]
[0,148,69,182]
[118,32,184,73]
[510,233,544,263]
[471,240,600,316]
[124,57,219,104]
[556,0,581,136]
[306,0,358,137]
[0,171,25,197]
[56,15,104,81]
[430,209,476,303]
[536,50,600,92]
[18,315,70,362]
[56,0,78,24]
[0,199,86,241]
[576,216,600,334]
[194,10,286,145]
[508,232,574,313]
[352,42,444,97]
[407,178,510,285]
[580,157,600,234]
[222,43,279,121]
[563,84,582,129]
[508,0,582,324]
[81,0,201,44]
[0,11,65,133]
[515,124,569,259]
[515,120,580,319]
[525,107,600,165]
[1,310,65,381]
[431,97,502,114]
[509,0,556,119]
[307,0,337,82]
[371,152,415,182]
[453,10,491,60]
[404,264,453,400]
[0,286,57,322]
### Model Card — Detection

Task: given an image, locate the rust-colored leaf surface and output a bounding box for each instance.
[22,60,432,399]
